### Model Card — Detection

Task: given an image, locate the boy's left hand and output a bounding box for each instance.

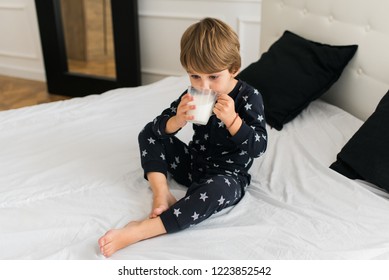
[213,94,236,127]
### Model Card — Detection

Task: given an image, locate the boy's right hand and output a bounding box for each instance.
[166,93,195,133]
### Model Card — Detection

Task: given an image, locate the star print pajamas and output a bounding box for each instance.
[138,80,267,233]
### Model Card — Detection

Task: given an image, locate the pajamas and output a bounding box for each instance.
[138,80,267,233]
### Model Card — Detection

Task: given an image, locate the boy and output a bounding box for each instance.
[98,17,267,257]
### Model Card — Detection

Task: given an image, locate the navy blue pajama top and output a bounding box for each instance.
[150,79,267,186]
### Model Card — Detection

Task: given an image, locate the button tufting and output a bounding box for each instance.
[302,8,308,15]
[357,68,363,75]
[365,24,371,32]
[328,15,334,22]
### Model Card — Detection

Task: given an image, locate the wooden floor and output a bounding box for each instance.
[0,75,70,111]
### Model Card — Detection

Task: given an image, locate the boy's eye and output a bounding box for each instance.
[209,75,218,80]
[191,75,200,79]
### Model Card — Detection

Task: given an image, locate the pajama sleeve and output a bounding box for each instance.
[150,91,186,139]
[230,87,267,158]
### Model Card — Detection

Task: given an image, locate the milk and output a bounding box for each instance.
[187,87,217,125]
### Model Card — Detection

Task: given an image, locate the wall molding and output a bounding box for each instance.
[139,11,225,22]
[177,0,261,3]
[139,11,202,21]
[237,16,262,64]
[0,50,38,60]
[0,63,45,81]
[142,67,185,77]
[0,3,25,10]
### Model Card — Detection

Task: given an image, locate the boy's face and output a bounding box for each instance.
[188,69,238,95]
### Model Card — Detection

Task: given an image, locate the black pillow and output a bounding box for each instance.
[238,30,358,130]
[330,90,389,192]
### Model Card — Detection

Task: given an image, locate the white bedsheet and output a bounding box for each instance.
[1,76,389,260]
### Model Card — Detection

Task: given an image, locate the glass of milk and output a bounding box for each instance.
[187,86,217,125]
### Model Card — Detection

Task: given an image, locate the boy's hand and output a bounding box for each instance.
[166,93,195,133]
[213,93,236,127]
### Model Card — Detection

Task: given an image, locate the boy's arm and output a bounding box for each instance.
[230,87,267,158]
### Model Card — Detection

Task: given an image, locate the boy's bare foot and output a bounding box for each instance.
[150,192,177,218]
[98,218,166,257]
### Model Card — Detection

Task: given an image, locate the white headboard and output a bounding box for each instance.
[260,0,389,120]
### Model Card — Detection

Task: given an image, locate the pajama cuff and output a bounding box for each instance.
[160,209,181,233]
[142,160,168,180]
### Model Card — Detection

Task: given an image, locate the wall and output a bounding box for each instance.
[0,0,45,80]
[139,0,262,84]
[0,0,262,85]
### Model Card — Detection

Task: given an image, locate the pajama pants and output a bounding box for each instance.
[138,122,245,233]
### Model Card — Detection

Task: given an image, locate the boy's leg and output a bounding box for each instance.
[98,217,166,258]
[160,174,244,233]
[147,171,177,218]
[98,122,194,257]
[138,122,193,218]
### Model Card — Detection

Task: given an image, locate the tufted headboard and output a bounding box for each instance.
[260,0,389,121]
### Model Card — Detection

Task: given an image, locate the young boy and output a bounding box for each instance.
[98,17,267,257]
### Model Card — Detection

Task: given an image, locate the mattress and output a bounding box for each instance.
[1,75,389,260]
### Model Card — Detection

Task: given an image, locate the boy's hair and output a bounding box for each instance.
[180,17,241,74]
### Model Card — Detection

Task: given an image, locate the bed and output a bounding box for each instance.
[1,0,389,260]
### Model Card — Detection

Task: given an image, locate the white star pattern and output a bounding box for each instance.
[218,196,225,205]
[254,89,259,95]
[175,156,180,163]
[160,153,165,160]
[224,178,231,186]
[258,114,264,122]
[192,212,199,220]
[244,103,252,110]
[206,178,214,184]
[204,134,209,140]
[173,208,181,217]
[255,133,261,142]
[200,145,206,151]
[170,162,177,169]
[218,121,225,128]
[142,150,148,157]
[148,137,156,144]
[242,95,248,101]
[199,192,208,201]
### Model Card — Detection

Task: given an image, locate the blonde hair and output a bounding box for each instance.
[180,17,241,74]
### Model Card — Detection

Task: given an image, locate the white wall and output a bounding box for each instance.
[0,0,262,85]
[139,0,262,84]
[0,0,45,80]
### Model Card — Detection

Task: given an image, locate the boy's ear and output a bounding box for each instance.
[231,68,240,77]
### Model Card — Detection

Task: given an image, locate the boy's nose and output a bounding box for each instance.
[199,81,210,90]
